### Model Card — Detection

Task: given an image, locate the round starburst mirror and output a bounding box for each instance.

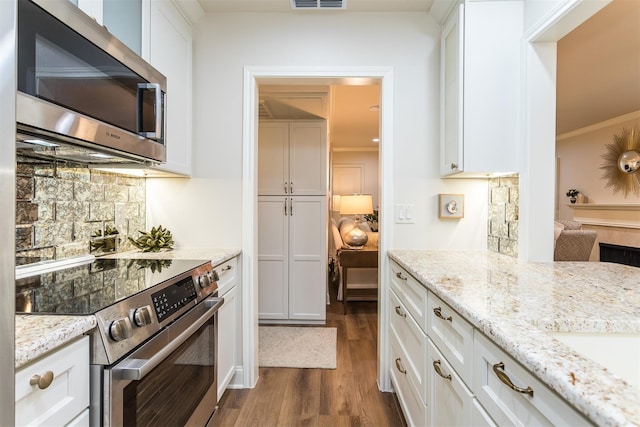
[600,128,640,197]
[618,150,640,174]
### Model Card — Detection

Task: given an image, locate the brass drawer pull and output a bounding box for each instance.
[493,362,534,397]
[30,371,54,390]
[433,307,452,322]
[433,360,452,381]
[395,358,407,374]
[394,306,406,318]
[395,272,407,281]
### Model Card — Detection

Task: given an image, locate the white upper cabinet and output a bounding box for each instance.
[258,121,328,196]
[440,0,524,177]
[73,0,194,177]
[145,0,193,176]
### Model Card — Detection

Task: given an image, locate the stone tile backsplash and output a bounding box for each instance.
[488,175,519,257]
[15,161,145,263]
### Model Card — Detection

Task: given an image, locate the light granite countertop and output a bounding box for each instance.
[15,248,241,369]
[388,249,640,427]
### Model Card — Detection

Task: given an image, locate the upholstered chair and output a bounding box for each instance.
[553,220,597,261]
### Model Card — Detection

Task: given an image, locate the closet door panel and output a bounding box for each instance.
[258,196,289,319]
[288,196,327,320]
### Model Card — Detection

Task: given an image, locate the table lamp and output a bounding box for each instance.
[339,194,373,247]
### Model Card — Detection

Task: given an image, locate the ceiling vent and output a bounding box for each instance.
[291,0,346,10]
[258,100,273,119]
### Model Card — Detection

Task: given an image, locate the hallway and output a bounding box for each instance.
[212,280,406,426]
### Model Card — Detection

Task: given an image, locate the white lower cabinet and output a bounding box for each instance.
[427,292,474,386]
[389,258,591,427]
[390,332,427,427]
[426,338,474,426]
[258,196,327,322]
[473,332,591,426]
[471,398,497,427]
[15,336,90,427]
[214,256,241,401]
[389,261,428,427]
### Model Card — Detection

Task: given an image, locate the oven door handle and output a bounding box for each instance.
[114,296,224,381]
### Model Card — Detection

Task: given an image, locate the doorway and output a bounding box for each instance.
[242,67,394,391]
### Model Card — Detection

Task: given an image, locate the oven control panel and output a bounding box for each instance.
[151,276,197,322]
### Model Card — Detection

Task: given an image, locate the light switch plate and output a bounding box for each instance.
[395,204,415,224]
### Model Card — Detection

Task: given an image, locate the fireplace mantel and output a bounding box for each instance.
[568,204,640,229]
[568,204,640,211]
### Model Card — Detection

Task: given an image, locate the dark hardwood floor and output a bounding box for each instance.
[212,276,406,427]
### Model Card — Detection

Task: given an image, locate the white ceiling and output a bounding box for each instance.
[196,0,434,13]
[557,0,640,134]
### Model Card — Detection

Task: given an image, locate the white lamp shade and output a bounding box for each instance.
[339,194,373,215]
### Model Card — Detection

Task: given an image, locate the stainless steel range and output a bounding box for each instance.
[16,256,223,426]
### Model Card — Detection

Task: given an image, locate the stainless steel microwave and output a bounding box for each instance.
[16,0,167,165]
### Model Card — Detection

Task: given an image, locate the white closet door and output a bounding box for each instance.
[289,122,327,196]
[288,196,327,321]
[258,196,289,319]
[258,122,289,195]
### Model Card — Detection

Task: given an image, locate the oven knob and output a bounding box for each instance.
[109,317,133,342]
[133,305,153,327]
[198,274,211,289]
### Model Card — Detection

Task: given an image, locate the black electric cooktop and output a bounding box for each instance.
[16,258,209,315]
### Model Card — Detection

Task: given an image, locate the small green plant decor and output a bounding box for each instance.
[566,189,579,204]
[128,225,175,252]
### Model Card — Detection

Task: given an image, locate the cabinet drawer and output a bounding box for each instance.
[389,260,428,331]
[15,336,89,427]
[390,289,428,403]
[472,398,497,427]
[427,338,474,426]
[213,256,238,297]
[390,333,426,427]
[474,332,592,426]
[427,292,474,387]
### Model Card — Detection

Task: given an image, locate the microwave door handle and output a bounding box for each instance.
[114,296,224,381]
[137,82,163,139]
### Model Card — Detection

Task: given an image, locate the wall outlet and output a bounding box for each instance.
[395,204,414,224]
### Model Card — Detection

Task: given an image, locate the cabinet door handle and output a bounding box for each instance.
[284,182,288,193]
[394,306,406,318]
[433,307,452,322]
[284,198,288,215]
[432,360,452,381]
[395,358,407,375]
[290,181,293,194]
[30,371,54,390]
[450,162,458,170]
[493,362,534,397]
[290,198,293,215]
[395,272,407,281]
[221,265,233,272]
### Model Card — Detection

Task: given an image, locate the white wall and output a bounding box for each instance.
[147,11,489,250]
[556,112,640,219]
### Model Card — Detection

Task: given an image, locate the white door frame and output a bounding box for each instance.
[519,0,611,261]
[242,66,394,390]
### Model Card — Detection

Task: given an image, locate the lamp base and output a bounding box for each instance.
[343,222,369,247]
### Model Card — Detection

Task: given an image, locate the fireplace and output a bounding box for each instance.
[599,243,640,267]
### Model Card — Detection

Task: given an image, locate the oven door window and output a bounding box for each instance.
[121,319,215,426]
